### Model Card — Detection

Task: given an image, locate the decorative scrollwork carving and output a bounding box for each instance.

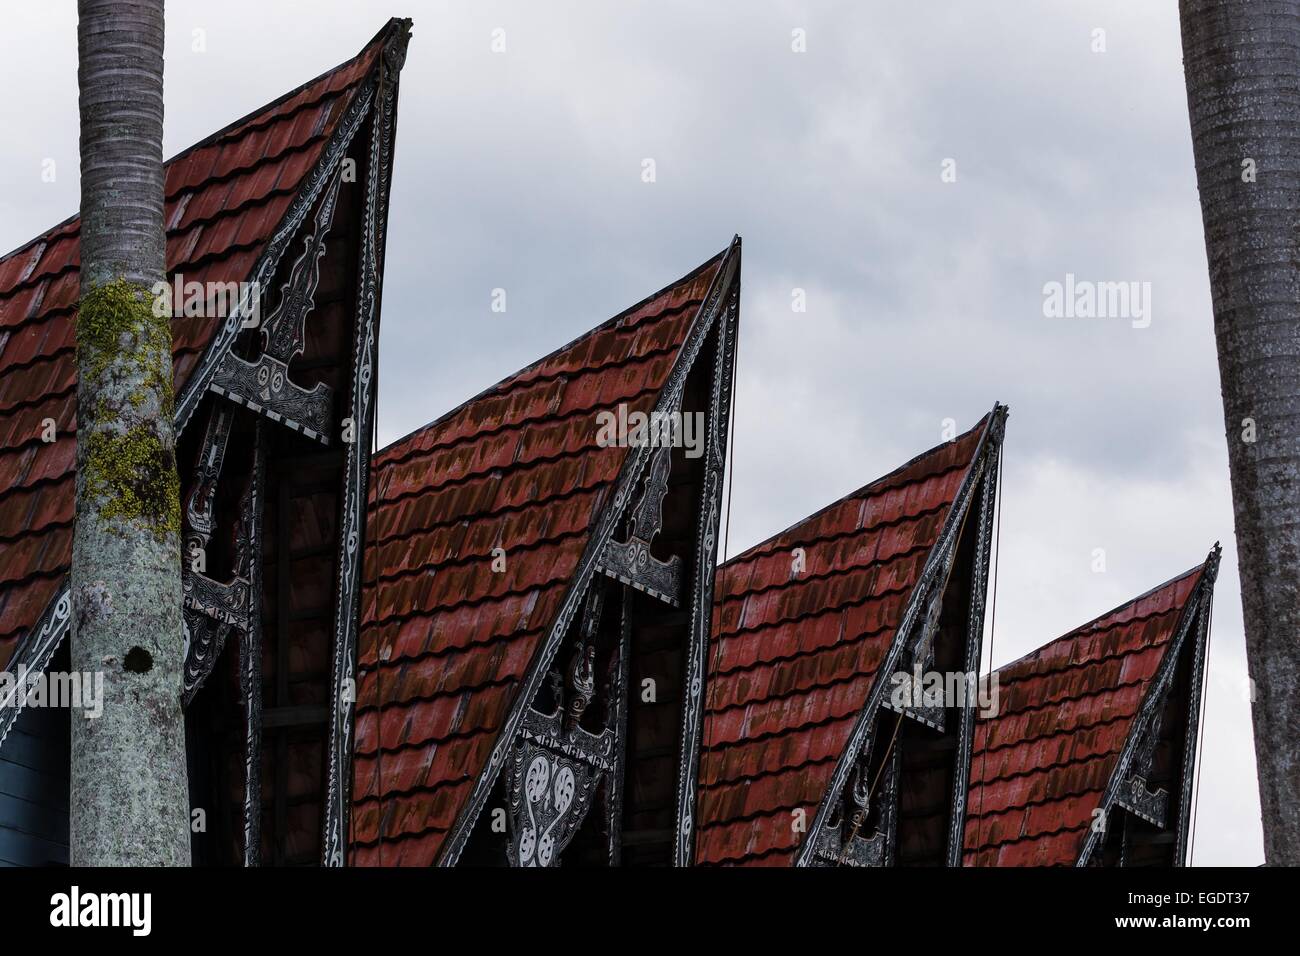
[811,733,898,867]
[181,405,251,705]
[881,583,948,732]
[1116,706,1169,827]
[208,163,345,444]
[599,444,683,605]
[505,581,618,867]
[1116,773,1168,828]
[506,702,615,867]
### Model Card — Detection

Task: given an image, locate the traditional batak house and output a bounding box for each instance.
[351,241,740,866]
[694,412,1006,866]
[0,17,1220,871]
[963,552,1218,867]
[0,18,413,866]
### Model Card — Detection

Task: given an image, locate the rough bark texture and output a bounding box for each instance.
[72,0,191,866]
[1180,0,1300,865]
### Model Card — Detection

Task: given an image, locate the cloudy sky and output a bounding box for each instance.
[0,1,1262,864]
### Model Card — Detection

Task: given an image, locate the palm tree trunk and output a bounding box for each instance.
[72,0,190,865]
[1180,0,1300,865]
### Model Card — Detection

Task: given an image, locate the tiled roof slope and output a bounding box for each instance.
[0,31,385,673]
[695,419,990,866]
[963,564,1205,866]
[351,251,727,866]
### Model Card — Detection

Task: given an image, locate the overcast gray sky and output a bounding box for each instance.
[0,1,1262,864]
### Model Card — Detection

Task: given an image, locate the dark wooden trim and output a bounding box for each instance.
[673,263,740,866]
[240,423,267,866]
[945,434,1001,865]
[321,21,409,864]
[1174,590,1213,865]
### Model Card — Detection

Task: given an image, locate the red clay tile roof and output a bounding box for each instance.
[695,420,991,866]
[0,31,385,674]
[350,251,727,866]
[963,564,1206,866]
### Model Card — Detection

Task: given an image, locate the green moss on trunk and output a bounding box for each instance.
[78,277,174,417]
[83,424,180,535]
[78,278,179,537]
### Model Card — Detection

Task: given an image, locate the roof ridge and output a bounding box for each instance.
[977,693,1145,754]
[704,667,874,723]
[349,775,474,805]
[358,624,547,673]
[365,525,589,591]
[701,709,855,753]
[988,562,1206,678]
[991,625,1177,691]
[971,733,1126,790]
[370,361,676,477]
[367,480,603,549]
[350,820,454,850]
[699,752,839,792]
[374,244,730,457]
[965,815,1094,855]
[363,563,575,631]
[368,446,609,519]
[721,412,994,566]
[709,617,895,681]
[717,490,958,580]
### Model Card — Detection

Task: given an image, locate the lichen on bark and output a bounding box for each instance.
[82,423,180,534]
[77,277,174,417]
[77,278,179,536]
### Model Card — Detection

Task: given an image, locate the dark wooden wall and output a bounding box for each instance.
[0,694,69,866]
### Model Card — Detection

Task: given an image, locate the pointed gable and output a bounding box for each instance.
[695,419,991,866]
[0,27,387,674]
[964,561,1211,866]
[350,250,727,865]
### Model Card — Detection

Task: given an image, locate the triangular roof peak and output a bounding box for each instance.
[965,547,1218,866]
[353,240,739,865]
[697,408,1004,865]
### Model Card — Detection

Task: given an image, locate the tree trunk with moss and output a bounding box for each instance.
[72,0,190,866]
[1179,0,1300,865]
